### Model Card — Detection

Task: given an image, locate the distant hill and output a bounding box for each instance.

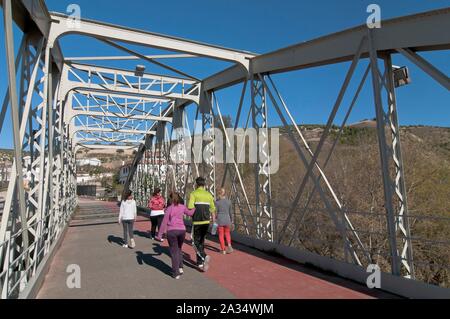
[348,120,377,128]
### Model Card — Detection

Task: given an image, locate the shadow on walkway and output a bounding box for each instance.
[136,248,172,277]
[134,230,152,239]
[107,235,124,247]
[134,243,197,276]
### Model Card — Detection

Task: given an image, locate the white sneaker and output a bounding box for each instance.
[203,255,211,272]
[174,275,180,280]
[122,244,128,248]
[179,268,184,275]
[130,239,136,248]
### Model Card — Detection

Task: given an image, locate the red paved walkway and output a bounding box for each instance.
[132,209,388,299]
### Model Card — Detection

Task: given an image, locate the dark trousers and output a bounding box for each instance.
[192,224,209,265]
[150,215,164,238]
[122,220,134,244]
[167,229,185,277]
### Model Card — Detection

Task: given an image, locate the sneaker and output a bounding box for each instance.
[129,239,136,248]
[221,250,227,255]
[226,246,234,254]
[203,255,211,272]
[174,275,180,280]
[179,268,184,275]
[122,244,128,248]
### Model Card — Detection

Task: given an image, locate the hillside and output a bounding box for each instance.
[218,124,450,288]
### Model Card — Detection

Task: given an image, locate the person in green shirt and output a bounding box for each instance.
[187,177,216,271]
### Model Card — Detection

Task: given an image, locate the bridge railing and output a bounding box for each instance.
[230,203,450,288]
[0,201,76,298]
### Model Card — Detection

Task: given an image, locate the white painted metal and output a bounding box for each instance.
[1,1,449,298]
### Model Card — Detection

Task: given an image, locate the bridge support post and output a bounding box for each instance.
[368,29,415,278]
[382,52,415,278]
[155,122,169,197]
[172,105,188,197]
[1,0,29,285]
[251,75,274,242]
[199,91,216,197]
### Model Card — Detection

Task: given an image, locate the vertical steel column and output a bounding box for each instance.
[144,135,154,201]
[200,91,216,196]
[43,58,55,254]
[156,122,168,196]
[2,0,29,260]
[384,54,415,278]
[148,137,156,195]
[251,75,274,242]
[173,105,188,196]
[185,106,200,195]
[368,29,401,276]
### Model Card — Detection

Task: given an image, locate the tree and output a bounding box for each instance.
[113,171,120,185]
[214,114,233,131]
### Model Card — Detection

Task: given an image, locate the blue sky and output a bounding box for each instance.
[1,0,449,149]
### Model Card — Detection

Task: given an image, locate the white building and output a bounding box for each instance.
[77,172,113,185]
[119,163,132,185]
[76,158,101,167]
[0,162,12,184]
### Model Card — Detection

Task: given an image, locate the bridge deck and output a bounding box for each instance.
[37,199,395,299]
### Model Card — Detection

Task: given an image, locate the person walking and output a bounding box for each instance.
[187,177,216,272]
[156,192,194,279]
[215,188,234,255]
[118,190,137,248]
[148,188,166,240]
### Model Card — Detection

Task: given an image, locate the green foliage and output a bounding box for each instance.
[329,127,376,145]
[214,114,233,131]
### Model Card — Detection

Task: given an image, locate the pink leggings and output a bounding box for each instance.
[218,226,231,251]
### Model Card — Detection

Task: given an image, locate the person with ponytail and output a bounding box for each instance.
[148,188,166,240]
[156,192,194,279]
[118,190,137,248]
[215,188,234,254]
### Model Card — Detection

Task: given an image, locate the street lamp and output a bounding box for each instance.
[134,65,146,77]
[392,65,411,88]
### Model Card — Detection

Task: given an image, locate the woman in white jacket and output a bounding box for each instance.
[119,190,137,248]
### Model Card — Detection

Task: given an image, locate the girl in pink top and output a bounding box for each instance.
[156,192,194,279]
[148,188,166,240]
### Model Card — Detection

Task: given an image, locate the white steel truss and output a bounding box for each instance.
[1,1,449,299]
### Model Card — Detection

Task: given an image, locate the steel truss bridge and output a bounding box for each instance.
[0,0,449,299]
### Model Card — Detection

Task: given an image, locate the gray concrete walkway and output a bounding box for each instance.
[37,215,234,299]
